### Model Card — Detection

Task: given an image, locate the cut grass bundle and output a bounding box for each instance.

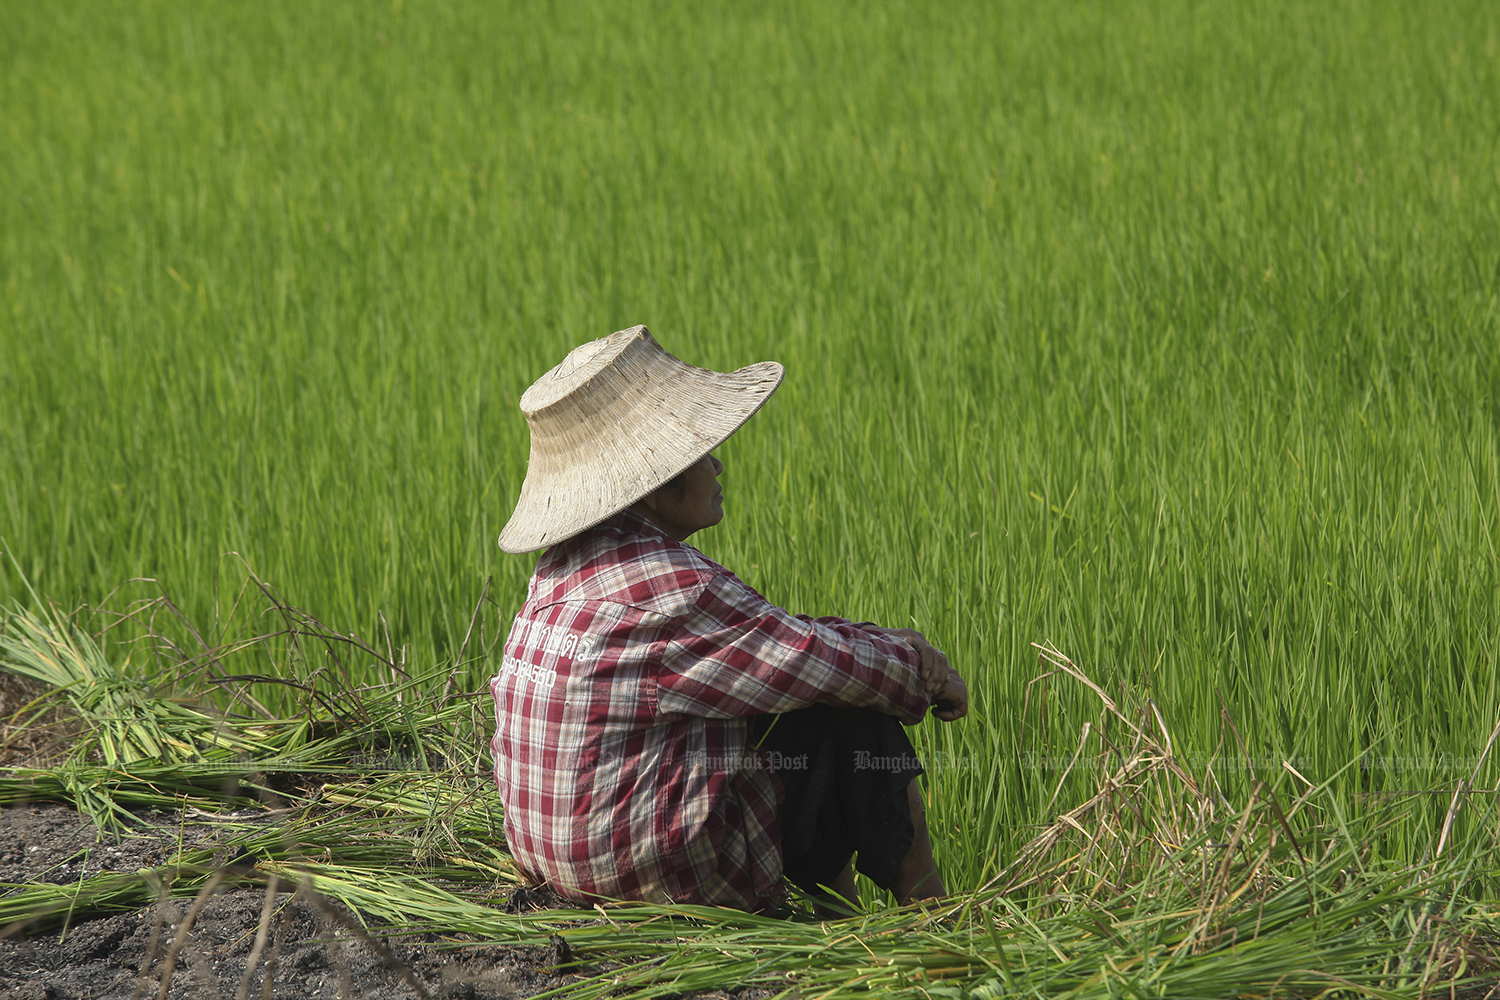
[0,598,294,829]
[0,572,501,838]
[0,604,272,768]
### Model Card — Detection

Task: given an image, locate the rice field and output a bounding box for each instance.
[3,0,1500,993]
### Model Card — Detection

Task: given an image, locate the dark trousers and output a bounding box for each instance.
[751,704,925,893]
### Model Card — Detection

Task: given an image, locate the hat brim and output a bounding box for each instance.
[498,355,782,554]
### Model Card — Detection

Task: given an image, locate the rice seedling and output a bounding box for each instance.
[0,603,278,765]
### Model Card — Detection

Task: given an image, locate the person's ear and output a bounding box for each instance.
[636,487,662,515]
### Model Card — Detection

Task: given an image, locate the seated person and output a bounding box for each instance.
[490,326,968,912]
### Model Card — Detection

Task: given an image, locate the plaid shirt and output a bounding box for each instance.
[489,509,927,910]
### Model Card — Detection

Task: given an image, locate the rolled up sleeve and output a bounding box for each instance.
[656,570,928,724]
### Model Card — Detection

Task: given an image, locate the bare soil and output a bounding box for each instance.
[0,682,781,999]
[0,802,777,1000]
[0,673,582,999]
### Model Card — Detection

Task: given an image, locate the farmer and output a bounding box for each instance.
[490,326,968,912]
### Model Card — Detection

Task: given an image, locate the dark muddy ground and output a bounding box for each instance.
[0,802,579,1000]
[0,803,777,1000]
[0,676,780,999]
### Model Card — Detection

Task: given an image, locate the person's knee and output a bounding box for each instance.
[906,778,927,830]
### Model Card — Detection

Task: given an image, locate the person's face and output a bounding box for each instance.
[638,452,724,541]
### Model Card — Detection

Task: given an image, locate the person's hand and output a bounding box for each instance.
[928,672,968,722]
[886,628,968,722]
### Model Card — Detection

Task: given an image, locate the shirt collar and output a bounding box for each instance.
[606,506,669,541]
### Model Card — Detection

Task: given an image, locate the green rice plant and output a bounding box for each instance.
[504,650,1495,999]
[0,604,275,767]
[3,0,1498,888]
[0,583,499,835]
[2,2,1500,987]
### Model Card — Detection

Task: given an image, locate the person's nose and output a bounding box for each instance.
[710,454,724,475]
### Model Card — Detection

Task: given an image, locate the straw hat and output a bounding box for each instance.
[498,326,783,554]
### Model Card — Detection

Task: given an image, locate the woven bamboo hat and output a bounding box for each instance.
[498,326,783,554]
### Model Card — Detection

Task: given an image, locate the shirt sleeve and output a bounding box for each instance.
[655,570,929,724]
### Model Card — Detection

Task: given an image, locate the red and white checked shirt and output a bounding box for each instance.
[489,509,928,911]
